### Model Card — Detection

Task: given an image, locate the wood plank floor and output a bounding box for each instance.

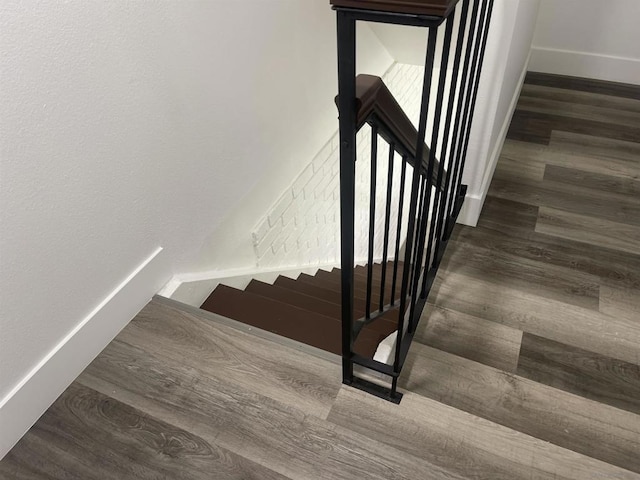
[2,73,639,479]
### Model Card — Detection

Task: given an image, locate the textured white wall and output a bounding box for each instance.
[252,64,422,269]
[0,0,392,433]
[531,0,640,84]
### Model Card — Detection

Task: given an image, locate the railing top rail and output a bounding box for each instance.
[349,74,442,185]
[330,0,460,18]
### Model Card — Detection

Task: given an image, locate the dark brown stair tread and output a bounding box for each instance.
[356,259,405,271]
[274,275,373,313]
[312,270,369,294]
[315,269,368,295]
[353,267,400,284]
[201,285,382,358]
[245,279,347,320]
[353,267,405,293]
[246,279,381,322]
[359,313,399,342]
[354,261,405,281]
[272,279,397,337]
[292,273,395,319]
[354,267,412,292]
[281,272,389,307]
[274,269,397,337]
[324,267,403,290]
[274,275,345,304]
[208,278,397,353]
[354,265,417,302]
[314,270,400,308]
[294,273,366,299]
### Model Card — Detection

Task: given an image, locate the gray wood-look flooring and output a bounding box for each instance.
[2,73,639,479]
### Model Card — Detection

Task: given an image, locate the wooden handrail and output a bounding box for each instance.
[338,74,443,186]
[330,0,460,17]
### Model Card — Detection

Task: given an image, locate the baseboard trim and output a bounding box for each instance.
[457,51,531,227]
[161,262,341,307]
[0,247,170,460]
[161,256,389,308]
[529,47,640,86]
[456,192,485,227]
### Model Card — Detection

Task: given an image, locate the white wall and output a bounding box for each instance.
[192,22,392,277]
[369,25,428,66]
[0,0,391,457]
[369,0,540,226]
[531,0,640,84]
[459,0,540,225]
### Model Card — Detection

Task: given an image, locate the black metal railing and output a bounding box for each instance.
[333,0,494,402]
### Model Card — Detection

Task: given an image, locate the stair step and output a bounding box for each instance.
[316,269,367,293]
[200,264,410,362]
[399,342,640,474]
[245,279,347,319]
[354,261,405,284]
[314,269,400,309]
[274,274,343,304]
[201,284,383,358]
[275,273,371,305]
[290,273,401,323]
[352,273,405,298]
[247,279,397,340]
[355,260,405,276]
[353,268,401,292]
[324,267,403,293]
[356,272,408,307]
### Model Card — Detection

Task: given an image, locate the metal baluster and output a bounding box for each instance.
[442,0,482,238]
[410,176,427,294]
[379,142,395,312]
[365,124,378,320]
[431,0,472,274]
[420,11,457,297]
[448,0,491,226]
[449,0,495,229]
[393,26,438,397]
[409,14,455,331]
[390,158,407,306]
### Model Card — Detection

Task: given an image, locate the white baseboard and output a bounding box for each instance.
[162,262,341,307]
[530,47,640,86]
[457,52,531,227]
[0,247,170,460]
[456,192,484,227]
[161,255,390,308]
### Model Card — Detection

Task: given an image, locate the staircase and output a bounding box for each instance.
[200,262,404,360]
[188,0,495,403]
[193,0,496,403]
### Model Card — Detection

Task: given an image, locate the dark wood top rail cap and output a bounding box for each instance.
[354,74,416,146]
[330,0,459,17]
[336,74,442,186]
